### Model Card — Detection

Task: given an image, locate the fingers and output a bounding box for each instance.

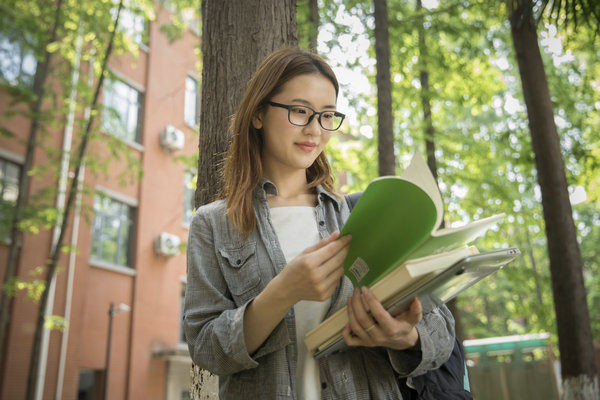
[346,289,378,342]
[310,234,351,268]
[397,297,423,326]
[301,231,340,254]
[343,287,423,349]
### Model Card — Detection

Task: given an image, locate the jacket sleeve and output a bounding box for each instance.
[183,208,290,375]
[387,304,455,377]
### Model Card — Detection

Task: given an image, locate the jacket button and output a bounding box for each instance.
[236,259,241,265]
[321,382,327,389]
[319,221,325,226]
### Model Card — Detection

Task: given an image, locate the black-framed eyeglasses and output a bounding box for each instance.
[267,101,345,131]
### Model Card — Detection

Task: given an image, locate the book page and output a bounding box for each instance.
[409,214,505,259]
[397,152,444,231]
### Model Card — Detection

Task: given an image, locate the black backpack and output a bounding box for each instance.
[344,192,472,400]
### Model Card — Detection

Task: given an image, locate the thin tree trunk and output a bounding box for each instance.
[509,2,599,398]
[415,0,467,342]
[373,0,396,176]
[25,3,124,399]
[416,0,438,182]
[191,1,297,398]
[0,0,65,374]
[525,229,544,306]
[308,0,319,51]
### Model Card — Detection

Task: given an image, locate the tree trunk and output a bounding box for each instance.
[25,3,123,398]
[416,0,438,183]
[415,0,467,341]
[308,0,319,51]
[195,0,297,207]
[509,2,599,398]
[373,0,396,176]
[191,1,297,398]
[0,0,64,376]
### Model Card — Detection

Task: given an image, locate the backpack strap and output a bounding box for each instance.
[344,191,364,211]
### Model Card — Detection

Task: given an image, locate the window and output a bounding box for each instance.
[179,282,186,343]
[183,170,196,225]
[77,369,102,400]
[0,31,36,86]
[0,157,20,242]
[112,4,148,46]
[101,77,143,143]
[184,76,199,127]
[90,194,134,267]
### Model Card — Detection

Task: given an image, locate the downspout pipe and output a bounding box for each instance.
[34,27,84,400]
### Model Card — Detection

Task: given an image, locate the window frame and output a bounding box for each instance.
[89,188,137,270]
[184,75,200,129]
[0,154,22,244]
[113,3,150,50]
[0,28,37,87]
[101,74,145,145]
[182,169,196,227]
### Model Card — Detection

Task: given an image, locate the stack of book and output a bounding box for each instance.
[305,153,520,359]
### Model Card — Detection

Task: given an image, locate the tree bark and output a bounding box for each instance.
[373,0,396,176]
[191,1,297,398]
[415,0,468,342]
[416,0,438,183]
[0,0,65,376]
[308,0,319,51]
[195,0,297,207]
[509,2,599,397]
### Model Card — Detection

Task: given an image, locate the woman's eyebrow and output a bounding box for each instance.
[290,98,337,109]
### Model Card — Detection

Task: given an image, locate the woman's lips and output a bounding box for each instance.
[296,142,317,152]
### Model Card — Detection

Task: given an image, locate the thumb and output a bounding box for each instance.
[301,231,341,254]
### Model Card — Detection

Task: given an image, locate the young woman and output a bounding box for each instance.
[184,47,455,399]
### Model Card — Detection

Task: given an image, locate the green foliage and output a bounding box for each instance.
[157,0,201,43]
[297,0,319,51]
[320,0,599,343]
[3,267,46,302]
[0,0,198,248]
[44,315,67,332]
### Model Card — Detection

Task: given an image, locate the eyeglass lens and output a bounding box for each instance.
[288,106,343,131]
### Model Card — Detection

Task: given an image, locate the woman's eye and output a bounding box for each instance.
[291,107,308,115]
[322,112,334,120]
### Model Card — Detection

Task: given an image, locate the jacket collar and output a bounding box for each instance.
[254,177,343,212]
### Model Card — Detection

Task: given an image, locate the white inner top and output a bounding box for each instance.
[269,206,330,399]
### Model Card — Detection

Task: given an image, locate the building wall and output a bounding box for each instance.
[0,4,199,399]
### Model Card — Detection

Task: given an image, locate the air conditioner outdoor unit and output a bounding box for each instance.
[154,232,181,257]
[160,125,185,152]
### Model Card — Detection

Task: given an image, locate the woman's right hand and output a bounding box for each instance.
[276,231,351,304]
[243,232,350,354]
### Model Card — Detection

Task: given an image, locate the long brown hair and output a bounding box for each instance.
[222,47,340,238]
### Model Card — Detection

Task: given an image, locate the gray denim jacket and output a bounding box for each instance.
[184,179,455,399]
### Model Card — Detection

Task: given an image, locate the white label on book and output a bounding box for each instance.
[349,257,369,282]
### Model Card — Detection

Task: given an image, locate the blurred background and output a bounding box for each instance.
[0,0,598,399]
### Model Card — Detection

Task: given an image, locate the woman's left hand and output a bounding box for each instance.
[342,287,422,350]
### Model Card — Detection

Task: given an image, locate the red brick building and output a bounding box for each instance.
[0,4,198,399]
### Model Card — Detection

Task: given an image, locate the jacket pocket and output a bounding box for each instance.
[218,241,261,297]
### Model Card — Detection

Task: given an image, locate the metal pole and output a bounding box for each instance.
[103,303,114,400]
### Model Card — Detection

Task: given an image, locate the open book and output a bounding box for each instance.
[304,152,518,357]
[309,248,520,358]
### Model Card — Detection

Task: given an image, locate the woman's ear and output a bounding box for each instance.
[252,111,263,130]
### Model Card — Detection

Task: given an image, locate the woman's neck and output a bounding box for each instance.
[264,169,317,207]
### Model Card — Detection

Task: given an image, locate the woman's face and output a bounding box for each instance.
[253,73,337,179]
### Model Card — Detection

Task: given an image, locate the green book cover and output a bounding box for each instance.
[340,152,504,287]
